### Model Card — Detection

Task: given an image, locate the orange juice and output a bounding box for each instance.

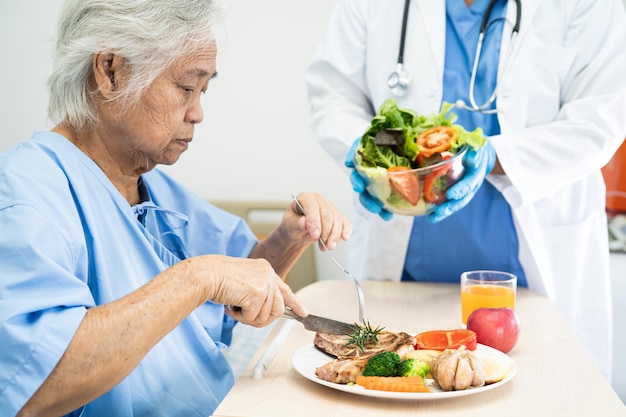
[461,285,515,324]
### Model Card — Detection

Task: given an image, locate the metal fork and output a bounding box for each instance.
[291,195,365,323]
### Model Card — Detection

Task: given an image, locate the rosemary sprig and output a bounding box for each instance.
[345,320,385,351]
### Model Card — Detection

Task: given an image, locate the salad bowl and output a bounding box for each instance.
[353,98,484,217]
[354,145,467,216]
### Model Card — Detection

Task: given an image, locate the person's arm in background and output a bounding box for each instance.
[306,0,373,168]
[490,0,626,207]
[306,0,403,220]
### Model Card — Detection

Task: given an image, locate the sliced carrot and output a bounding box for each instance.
[356,375,431,393]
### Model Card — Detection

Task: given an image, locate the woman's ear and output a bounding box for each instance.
[93,53,123,98]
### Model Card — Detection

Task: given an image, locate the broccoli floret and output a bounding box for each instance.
[396,358,430,378]
[362,351,401,376]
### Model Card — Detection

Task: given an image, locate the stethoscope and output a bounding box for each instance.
[387,0,521,114]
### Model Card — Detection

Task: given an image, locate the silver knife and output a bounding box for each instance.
[283,308,355,335]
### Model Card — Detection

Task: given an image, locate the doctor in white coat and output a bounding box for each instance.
[306,0,626,380]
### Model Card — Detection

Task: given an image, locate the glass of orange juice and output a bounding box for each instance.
[460,270,517,325]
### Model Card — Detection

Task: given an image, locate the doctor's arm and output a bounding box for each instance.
[305,0,374,168]
[489,0,626,205]
[307,0,401,220]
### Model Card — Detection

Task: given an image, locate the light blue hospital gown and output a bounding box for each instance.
[0,132,258,416]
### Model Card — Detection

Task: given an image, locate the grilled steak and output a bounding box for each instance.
[314,358,367,384]
[314,331,416,360]
[313,331,417,384]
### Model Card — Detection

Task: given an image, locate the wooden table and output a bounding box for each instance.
[212,280,625,417]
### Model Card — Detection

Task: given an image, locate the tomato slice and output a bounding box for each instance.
[387,166,420,206]
[414,329,478,351]
[417,126,458,158]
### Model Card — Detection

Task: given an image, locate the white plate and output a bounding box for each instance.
[292,343,516,400]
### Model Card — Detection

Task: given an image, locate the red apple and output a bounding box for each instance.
[466,307,520,353]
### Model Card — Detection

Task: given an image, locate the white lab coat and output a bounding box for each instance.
[306,0,626,380]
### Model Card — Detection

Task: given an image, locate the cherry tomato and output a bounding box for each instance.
[414,329,478,351]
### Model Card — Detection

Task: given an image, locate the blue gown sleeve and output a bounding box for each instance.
[0,202,92,414]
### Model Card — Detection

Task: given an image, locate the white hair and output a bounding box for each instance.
[47,0,223,130]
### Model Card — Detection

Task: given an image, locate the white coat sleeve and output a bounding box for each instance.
[492,0,626,207]
[305,0,375,168]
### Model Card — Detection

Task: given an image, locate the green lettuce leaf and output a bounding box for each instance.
[357,99,486,169]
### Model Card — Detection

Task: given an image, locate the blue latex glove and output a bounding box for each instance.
[344,138,394,221]
[427,140,497,223]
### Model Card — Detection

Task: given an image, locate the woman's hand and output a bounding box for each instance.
[284,192,352,251]
[181,255,307,327]
[249,192,351,288]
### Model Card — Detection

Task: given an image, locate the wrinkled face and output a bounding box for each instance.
[100,42,217,172]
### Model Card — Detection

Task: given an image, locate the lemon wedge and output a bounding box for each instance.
[479,353,513,384]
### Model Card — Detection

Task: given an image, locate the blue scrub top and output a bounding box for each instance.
[402,0,527,286]
[0,132,258,416]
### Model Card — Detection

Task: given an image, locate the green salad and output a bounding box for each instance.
[357,98,486,169]
[354,99,486,215]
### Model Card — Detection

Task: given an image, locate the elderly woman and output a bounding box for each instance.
[0,0,351,416]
